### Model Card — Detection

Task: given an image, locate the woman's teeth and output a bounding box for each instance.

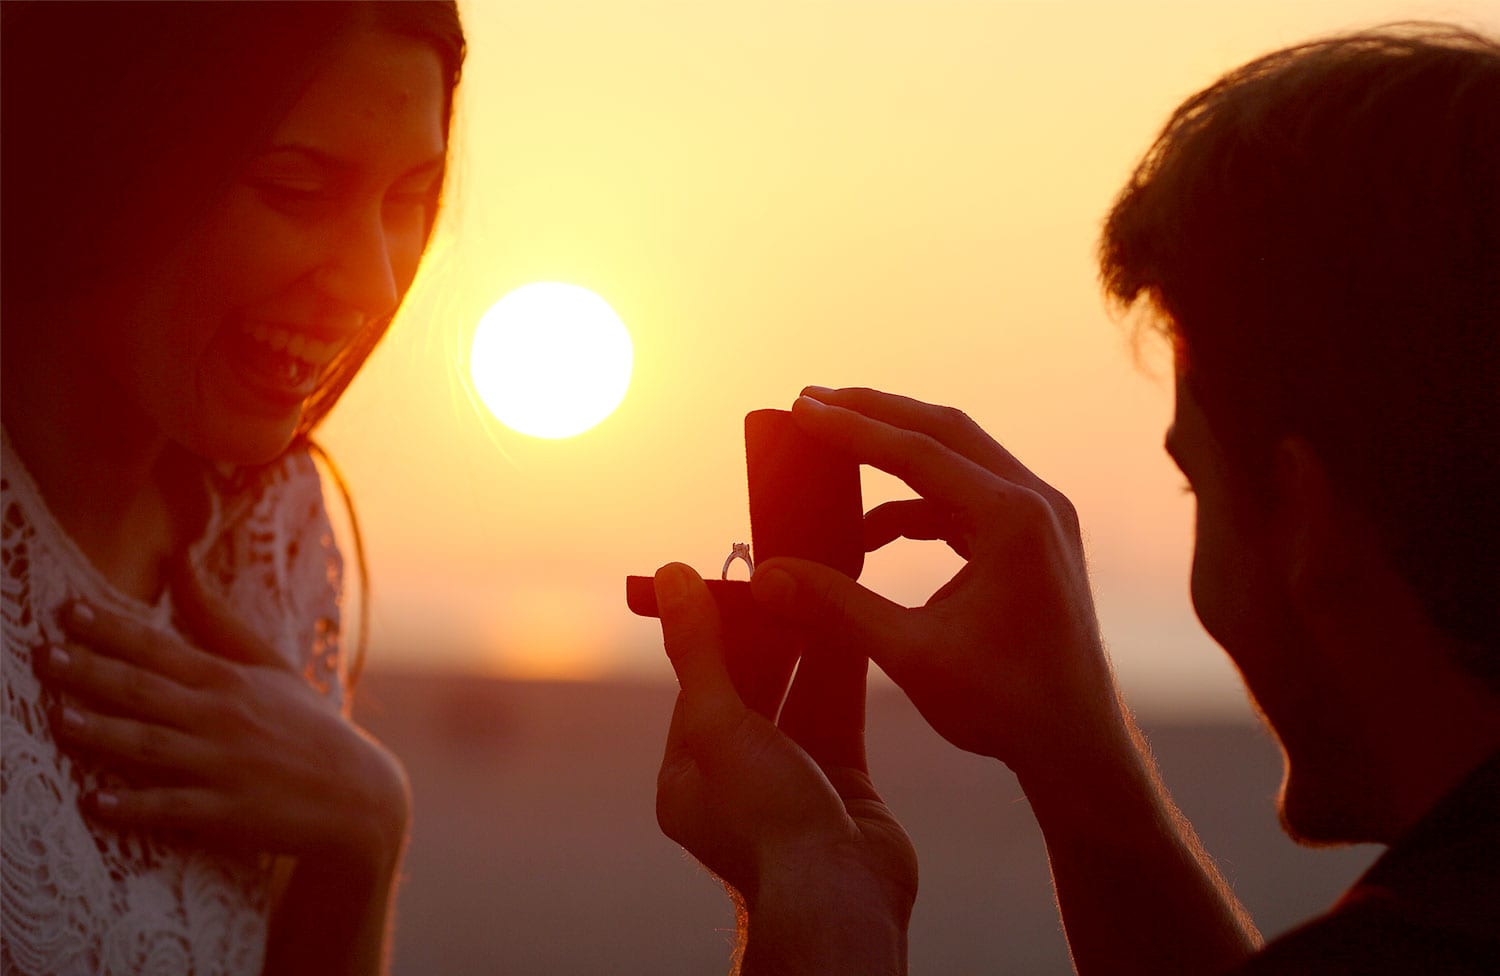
[243,322,336,367]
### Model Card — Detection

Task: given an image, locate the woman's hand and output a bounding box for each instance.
[36,567,409,875]
[749,386,1130,780]
[654,562,917,974]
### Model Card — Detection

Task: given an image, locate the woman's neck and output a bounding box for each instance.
[3,309,201,602]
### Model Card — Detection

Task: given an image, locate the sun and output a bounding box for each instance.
[469,282,633,439]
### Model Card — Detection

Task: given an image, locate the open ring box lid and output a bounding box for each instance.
[625,408,864,713]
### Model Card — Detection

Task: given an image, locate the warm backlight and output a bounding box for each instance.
[470,282,633,439]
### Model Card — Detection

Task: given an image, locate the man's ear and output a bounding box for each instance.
[1271,436,1370,611]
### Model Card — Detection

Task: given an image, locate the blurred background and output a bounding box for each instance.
[319,0,1498,971]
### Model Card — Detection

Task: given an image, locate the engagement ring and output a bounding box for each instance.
[721,542,754,580]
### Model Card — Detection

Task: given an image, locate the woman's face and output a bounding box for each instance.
[96,29,448,465]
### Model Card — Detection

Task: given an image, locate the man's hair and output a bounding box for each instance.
[1099,23,1500,680]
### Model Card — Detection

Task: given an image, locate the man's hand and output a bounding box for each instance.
[654,561,917,975]
[750,386,1130,777]
[745,386,1259,975]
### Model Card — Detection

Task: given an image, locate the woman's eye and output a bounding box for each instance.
[385,184,438,214]
[253,180,335,215]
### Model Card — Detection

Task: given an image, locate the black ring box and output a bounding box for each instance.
[625,408,863,614]
[625,408,863,712]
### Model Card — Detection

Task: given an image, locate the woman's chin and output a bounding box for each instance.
[176,411,304,468]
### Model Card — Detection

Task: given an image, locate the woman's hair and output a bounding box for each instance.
[1,0,466,437]
[1099,23,1500,676]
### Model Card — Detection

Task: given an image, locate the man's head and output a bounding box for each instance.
[1100,23,1500,839]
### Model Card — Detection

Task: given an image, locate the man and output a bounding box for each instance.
[651,23,1499,975]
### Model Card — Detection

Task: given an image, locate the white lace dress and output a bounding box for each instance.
[1,433,346,976]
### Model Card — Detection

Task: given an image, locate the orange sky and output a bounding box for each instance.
[319,0,1499,716]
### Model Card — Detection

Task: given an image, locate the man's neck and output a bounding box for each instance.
[1364,666,1500,842]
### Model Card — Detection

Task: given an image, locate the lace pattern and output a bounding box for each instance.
[1,437,345,976]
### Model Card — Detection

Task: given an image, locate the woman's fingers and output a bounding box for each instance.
[50,702,213,776]
[58,603,230,689]
[81,785,246,839]
[36,638,208,728]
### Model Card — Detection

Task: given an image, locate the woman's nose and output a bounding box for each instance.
[315,207,402,321]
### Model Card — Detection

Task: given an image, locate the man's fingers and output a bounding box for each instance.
[171,556,290,670]
[655,563,745,740]
[800,385,1044,491]
[865,498,972,559]
[752,557,916,675]
[791,395,1002,525]
[777,637,869,774]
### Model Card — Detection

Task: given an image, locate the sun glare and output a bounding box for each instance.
[470,282,633,439]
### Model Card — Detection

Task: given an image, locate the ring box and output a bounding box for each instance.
[625,408,863,713]
[625,408,863,615]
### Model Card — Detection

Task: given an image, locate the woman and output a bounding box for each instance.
[1,3,465,973]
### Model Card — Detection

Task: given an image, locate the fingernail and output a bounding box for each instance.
[66,603,95,627]
[752,567,797,610]
[48,646,71,670]
[92,791,119,811]
[654,563,693,603]
[60,706,85,730]
[801,385,835,400]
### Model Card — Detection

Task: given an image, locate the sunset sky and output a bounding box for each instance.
[319,0,1500,716]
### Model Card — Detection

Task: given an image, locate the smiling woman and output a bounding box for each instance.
[0,4,464,975]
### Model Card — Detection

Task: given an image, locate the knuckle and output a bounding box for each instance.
[896,427,943,468]
[1048,490,1081,535]
[52,641,93,681]
[109,617,154,658]
[118,667,156,711]
[1022,485,1065,526]
[936,403,975,433]
[217,698,263,738]
[208,660,248,694]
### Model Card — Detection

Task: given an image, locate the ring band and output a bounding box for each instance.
[721,542,754,580]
